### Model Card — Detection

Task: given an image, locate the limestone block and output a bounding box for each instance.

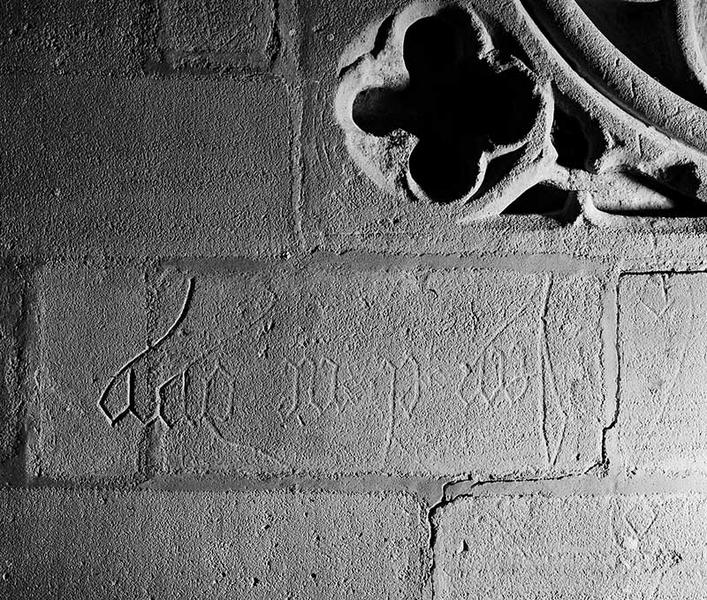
[0,74,294,258]
[159,0,291,71]
[0,0,152,75]
[0,489,425,599]
[39,262,606,479]
[434,493,706,599]
[37,263,145,479]
[616,273,707,475]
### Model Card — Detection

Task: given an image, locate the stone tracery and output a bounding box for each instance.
[337,0,707,222]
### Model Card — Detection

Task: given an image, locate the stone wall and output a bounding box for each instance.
[2,0,707,598]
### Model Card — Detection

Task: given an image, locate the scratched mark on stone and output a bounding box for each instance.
[610,501,681,599]
[203,362,235,423]
[95,269,594,473]
[635,275,693,465]
[279,356,340,422]
[98,275,284,466]
[457,346,536,410]
[538,274,568,467]
[336,357,377,412]
[98,276,195,426]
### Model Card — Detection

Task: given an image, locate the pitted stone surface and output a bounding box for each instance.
[0,262,25,464]
[37,264,145,479]
[159,0,284,71]
[39,263,605,478]
[616,273,707,475]
[0,74,293,258]
[0,489,425,599]
[0,0,152,75]
[301,0,707,256]
[4,0,707,595]
[434,494,706,599]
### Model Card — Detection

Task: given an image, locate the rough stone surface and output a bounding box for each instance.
[159,0,281,71]
[6,0,707,596]
[0,262,25,464]
[434,494,706,599]
[0,0,154,75]
[615,273,707,476]
[0,489,425,599]
[300,0,707,258]
[0,74,294,258]
[39,262,605,478]
[37,263,145,479]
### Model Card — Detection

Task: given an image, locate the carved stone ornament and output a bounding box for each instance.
[335,0,707,223]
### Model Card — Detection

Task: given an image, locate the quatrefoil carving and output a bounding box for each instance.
[336,1,554,219]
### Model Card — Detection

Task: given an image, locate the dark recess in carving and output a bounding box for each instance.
[351,8,541,204]
[577,0,707,109]
[371,14,396,59]
[613,165,707,217]
[504,183,580,224]
[552,105,597,171]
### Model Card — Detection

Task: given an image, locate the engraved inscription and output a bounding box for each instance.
[97,269,603,475]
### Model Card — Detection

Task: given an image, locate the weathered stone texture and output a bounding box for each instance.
[0,263,25,464]
[37,264,145,479]
[0,0,153,75]
[434,494,706,599]
[0,74,293,258]
[0,489,425,599]
[299,0,707,262]
[616,273,707,475]
[6,0,707,596]
[298,0,527,256]
[159,0,280,71]
[38,263,605,479]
